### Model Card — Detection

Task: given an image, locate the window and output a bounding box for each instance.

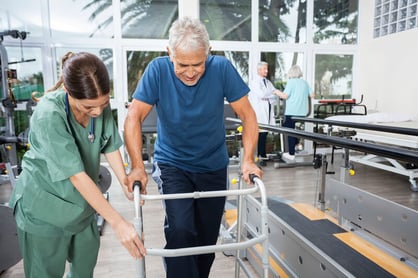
[49,0,114,38]
[314,0,358,44]
[200,0,251,41]
[121,0,178,39]
[259,0,307,43]
[374,0,418,37]
[261,51,305,88]
[0,0,43,38]
[126,50,166,100]
[56,48,114,98]
[4,46,43,101]
[1,0,360,135]
[314,54,353,98]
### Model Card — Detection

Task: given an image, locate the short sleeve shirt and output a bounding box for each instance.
[283,78,312,116]
[132,55,249,172]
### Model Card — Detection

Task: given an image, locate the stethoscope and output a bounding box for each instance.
[65,93,95,143]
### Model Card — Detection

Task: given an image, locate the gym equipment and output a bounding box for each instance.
[314,95,367,118]
[0,36,33,271]
[245,192,417,277]
[96,165,112,235]
[292,116,418,191]
[0,204,21,273]
[1,30,36,182]
[225,117,418,276]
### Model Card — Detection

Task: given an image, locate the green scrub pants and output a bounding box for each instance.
[17,220,100,278]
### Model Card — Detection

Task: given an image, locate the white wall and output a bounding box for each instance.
[358,2,418,117]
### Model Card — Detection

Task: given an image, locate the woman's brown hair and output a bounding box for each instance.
[33,52,110,101]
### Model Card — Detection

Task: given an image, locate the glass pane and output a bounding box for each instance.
[126,51,166,101]
[259,0,307,43]
[261,52,305,89]
[121,0,178,39]
[260,51,306,120]
[313,0,358,44]
[3,46,44,101]
[314,54,353,99]
[200,0,251,41]
[0,0,43,38]
[49,0,114,38]
[55,48,114,98]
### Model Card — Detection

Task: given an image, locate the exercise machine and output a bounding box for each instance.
[225,117,418,277]
[1,30,35,177]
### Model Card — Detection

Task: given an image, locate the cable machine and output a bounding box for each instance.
[0,29,35,273]
[0,30,35,173]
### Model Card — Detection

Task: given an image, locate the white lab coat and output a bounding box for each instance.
[248,76,277,126]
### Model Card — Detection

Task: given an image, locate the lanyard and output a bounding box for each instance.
[65,93,95,143]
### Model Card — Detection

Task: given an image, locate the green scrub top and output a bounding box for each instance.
[9,90,123,236]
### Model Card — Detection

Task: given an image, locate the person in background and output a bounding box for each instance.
[275,65,315,161]
[248,61,278,165]
[9,52,146,278]
[124,17,262,278]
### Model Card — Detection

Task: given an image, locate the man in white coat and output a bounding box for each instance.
[248,61,278,165]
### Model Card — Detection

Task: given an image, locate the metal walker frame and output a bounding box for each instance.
[133,175,270,278]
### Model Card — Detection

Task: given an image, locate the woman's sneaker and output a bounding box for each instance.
[282,152,295,162]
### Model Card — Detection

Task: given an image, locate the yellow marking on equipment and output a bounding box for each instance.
[290,203,338,224]
[230,201,417,276]
[335,232,418,277]
[224,209,237,228]
[291,202,417,276]
[249,244,289,278]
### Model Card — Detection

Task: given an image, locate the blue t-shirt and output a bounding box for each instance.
[132,55,249,172]
[283,78,312,116]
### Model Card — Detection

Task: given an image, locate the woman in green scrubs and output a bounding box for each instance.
[9,52,146,277]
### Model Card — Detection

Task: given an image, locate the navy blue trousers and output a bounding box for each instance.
[283,115,297,155]
[152,163,227,278]
[257,131,268,158]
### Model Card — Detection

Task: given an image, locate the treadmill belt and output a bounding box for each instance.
[268,198,395,278]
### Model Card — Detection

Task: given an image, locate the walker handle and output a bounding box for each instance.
[133,180,146,277]
[249,174,260,184]
[133,180,142,190]
[133,181,141,219]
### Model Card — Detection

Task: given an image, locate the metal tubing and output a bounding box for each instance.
[134,179,270,277]
[234,145,244,278]
[291,116,418,136]
[146,236,267,257]
[134,185,146,278]
[225,118,418,164]
[254,176,270,278]
[319,155,328,211]
[141,187,259,201]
